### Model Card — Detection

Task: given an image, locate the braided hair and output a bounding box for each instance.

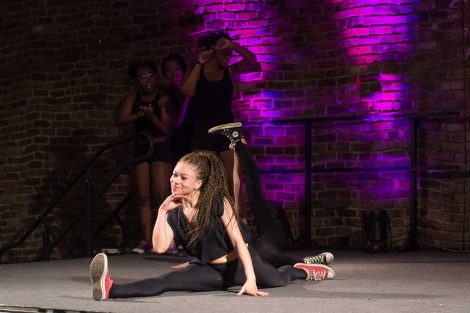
[179,152,238,246]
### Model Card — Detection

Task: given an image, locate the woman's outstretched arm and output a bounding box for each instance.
[221,198,269,297]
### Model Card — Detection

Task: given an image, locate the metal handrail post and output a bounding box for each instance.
[0,132,153,257]
[41,219,50,261]
[85,171,93,257]
[304,120,313,245]
[408,117,419,250]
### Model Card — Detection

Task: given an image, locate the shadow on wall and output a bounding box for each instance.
[259,0,419,247]
[29,129,135,260]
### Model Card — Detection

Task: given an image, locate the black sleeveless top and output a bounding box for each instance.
[132,92,166,138]
[166,194,250,265]
[191,67,234,130]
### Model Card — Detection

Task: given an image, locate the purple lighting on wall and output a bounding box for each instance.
[192,0,418,209]
[329,0,418,198]
[362,72,412,112]
[331,0,418,114]
[192,0,275,83]
[192,0,279,123]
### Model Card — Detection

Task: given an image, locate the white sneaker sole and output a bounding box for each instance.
[208,122,242,134]
[90,253,108,301]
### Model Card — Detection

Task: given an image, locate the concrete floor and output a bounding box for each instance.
[1,249,469,313]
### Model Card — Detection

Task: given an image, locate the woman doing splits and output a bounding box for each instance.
[89,152,334,300]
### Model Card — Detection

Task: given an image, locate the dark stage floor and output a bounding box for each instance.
[1,249,469,313]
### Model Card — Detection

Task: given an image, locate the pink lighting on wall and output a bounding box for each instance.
[328,0,418,201]
[240,71,263,82]
[331,0,418,114]
[192,0,276,88]
[362,72,412,112]
[191,0,419,207]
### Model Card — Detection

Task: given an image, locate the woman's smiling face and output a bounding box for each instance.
[170,161,202,195]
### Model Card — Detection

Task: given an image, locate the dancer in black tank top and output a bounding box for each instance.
[117,61,172,254]
[89,152,335,301]
[181,30,261,218]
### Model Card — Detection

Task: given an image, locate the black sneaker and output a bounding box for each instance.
[303,252,334,265]
[208,122,243,145]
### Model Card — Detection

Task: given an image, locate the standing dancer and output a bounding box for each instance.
[90,152,335,300]
[118,61,172,254]
[181,30,259,218]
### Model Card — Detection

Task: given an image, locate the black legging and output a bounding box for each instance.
[110,245,305,298]
[110,142,307,299]
[235,143,300,267]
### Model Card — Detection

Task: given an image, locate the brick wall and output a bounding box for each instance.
[413,1,468,251]
[1,0,469,262]
[0,0,196,262]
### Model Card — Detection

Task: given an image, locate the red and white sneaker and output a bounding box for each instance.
[294,263,335,281]
[90,253,113,301]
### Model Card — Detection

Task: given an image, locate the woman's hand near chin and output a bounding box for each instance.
[160,193,188,212]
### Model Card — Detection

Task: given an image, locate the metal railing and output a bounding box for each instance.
[0,132,153,260]
[245,111,467,250]
[1,112,467,260]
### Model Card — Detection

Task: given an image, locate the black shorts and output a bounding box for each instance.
[191,127,231,152]
[170,129,192,165]
[133,139,172,164]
